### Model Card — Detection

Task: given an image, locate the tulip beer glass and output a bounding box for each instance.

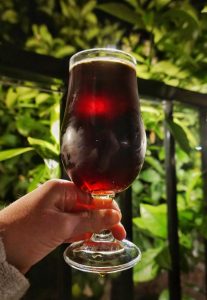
[61,48,146,273]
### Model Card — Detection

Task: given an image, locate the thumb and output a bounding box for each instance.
[40,179,91,211]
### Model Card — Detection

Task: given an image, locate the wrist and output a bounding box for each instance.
[1,231,30,274]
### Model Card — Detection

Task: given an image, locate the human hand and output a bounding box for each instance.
[0,179,126,274]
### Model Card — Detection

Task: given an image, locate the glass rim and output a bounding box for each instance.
[69,48,137,70]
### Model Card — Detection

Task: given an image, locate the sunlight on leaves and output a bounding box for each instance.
[134,204,167,239]
[0,147,34,161]
[134,247,163,282]
[166,119,191,154]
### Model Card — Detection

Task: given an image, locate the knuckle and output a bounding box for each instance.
[44,179,71,196]
[44,179,62,190]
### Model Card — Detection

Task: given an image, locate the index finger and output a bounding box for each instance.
[44,179,91,211]
[71,197,121,214]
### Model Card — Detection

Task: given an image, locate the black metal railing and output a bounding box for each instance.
[164,101,181,299]
[1,43,207,300]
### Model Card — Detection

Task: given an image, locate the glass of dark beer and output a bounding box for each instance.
[61,48,146,273]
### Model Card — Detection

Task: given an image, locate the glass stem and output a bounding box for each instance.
[91,192,116,243]
[91,230,115,242]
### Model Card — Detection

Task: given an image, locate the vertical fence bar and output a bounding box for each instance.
[111,188,134,300]
[163,101,181,300]
[58,81,72,300]
[199,109,207,298]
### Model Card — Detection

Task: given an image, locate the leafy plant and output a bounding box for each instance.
[98,1,207,92]
[0,0,206,299]
[0,84,61,201]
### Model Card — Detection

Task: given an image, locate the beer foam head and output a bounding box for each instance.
[69,48,136,72]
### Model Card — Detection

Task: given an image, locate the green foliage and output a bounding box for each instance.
[132,100,203,298]
[166,119,191,154]
[0,84,61,201]
[28,137,59,159]
[0,0,125,57]
[97,3,145,28]
[0,0,206,299]
[134,204,167,239]
[99,0,207,92]
[134,247,162,282]
[159,289,169,300]
[0,147,34,161]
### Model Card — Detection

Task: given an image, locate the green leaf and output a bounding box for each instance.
[163,7,199,29]
[27,164,47,192]
[97,3,144,27]
[134,247,162,282]
[136,64,151,79]
[39,25,53,45]
[0,134,19,147]
[202,6,207,13]
[5,88,17,108]
[85,12,97,24]
[60,0,69,17]
[166,119,191,154]
[35,93,50,105]
[131,52,145,63]
[179,232,193,249]
[159,289,169,300]
[174,118,198,147]
[145,156,164,175]
[151,60,183,77]
[134,260,159,282]
[132,180,144,195]
[139,169,161,183]
[28,137,59,159]
[81,0,96,16]
[155,0,171,9]
[85,27,99,41]
[1,9,18,23]
[185,172,201,203]
[16,115,47,137]
[28,161,59,194]
[133,204,167,238]
[155,246,171,270]
[150,181,165,203]
[179,209,194,224]
[72,283,82,297]
[141,104,162,116]
[0,147,34,162]
[16,87,39,101]
[55,45,76,58]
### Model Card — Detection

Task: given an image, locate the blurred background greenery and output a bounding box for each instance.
[0,0,207,299]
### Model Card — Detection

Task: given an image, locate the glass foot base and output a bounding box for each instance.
[64,238,141,274]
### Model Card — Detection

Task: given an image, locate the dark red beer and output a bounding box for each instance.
[61,58,146,193]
